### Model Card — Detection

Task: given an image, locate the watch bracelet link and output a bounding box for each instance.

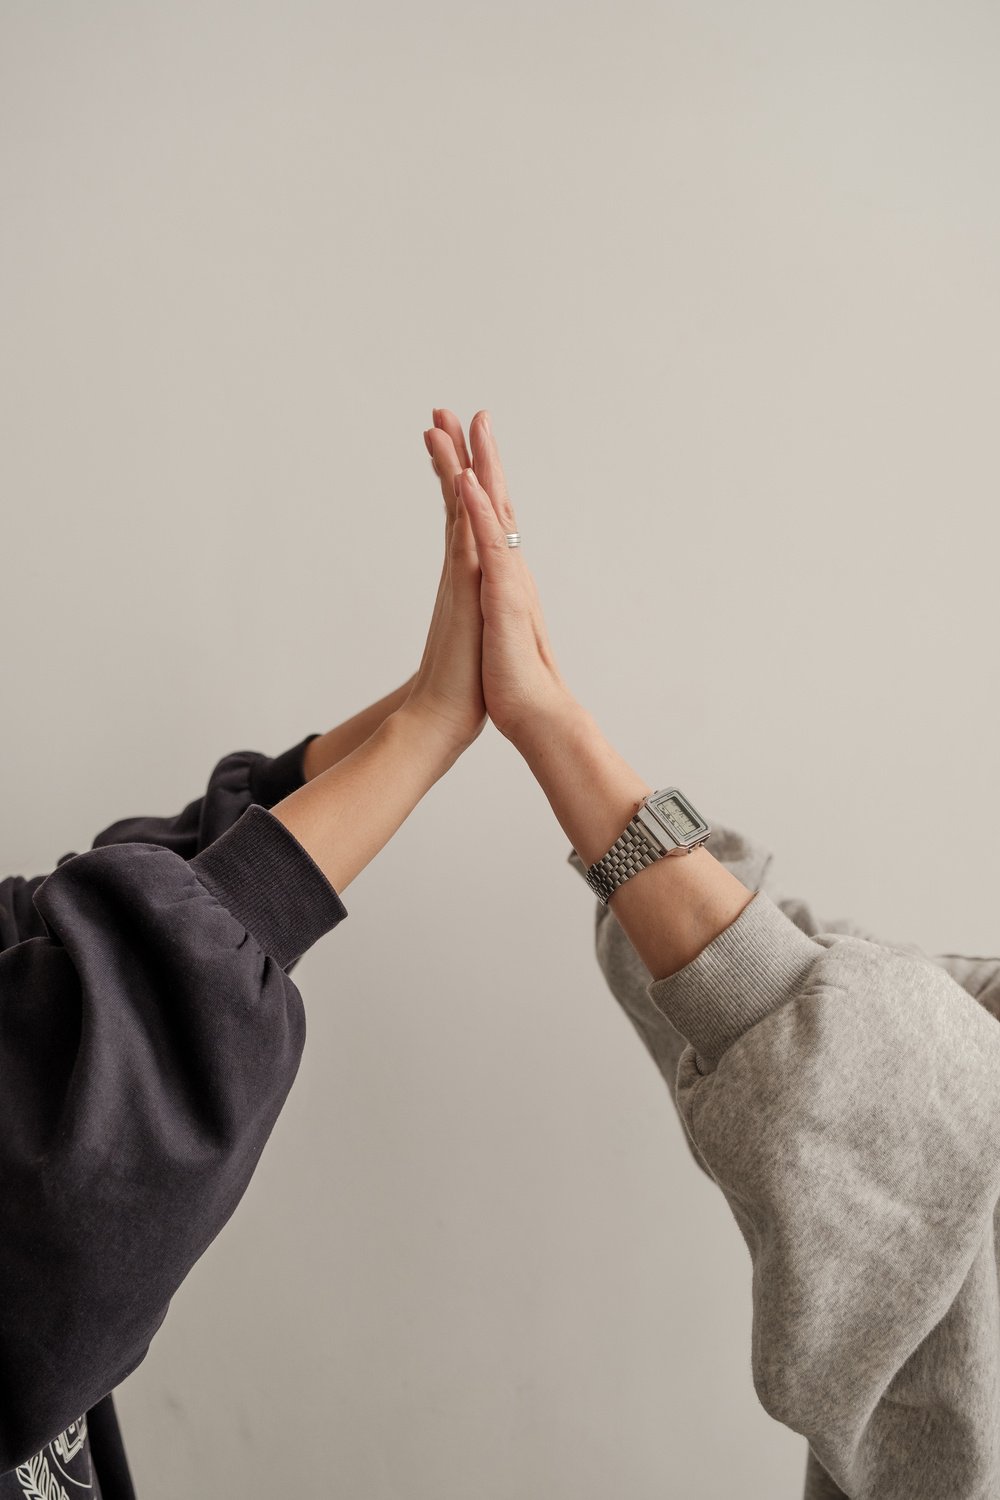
[584,817,661,905]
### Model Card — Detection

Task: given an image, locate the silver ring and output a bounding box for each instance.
[504,532,522,549]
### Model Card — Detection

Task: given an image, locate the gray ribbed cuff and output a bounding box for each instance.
[646,890,821,1070]
[191,804,347,970]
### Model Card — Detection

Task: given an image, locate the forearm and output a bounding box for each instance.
[272,702,460,893]
[302,677,416,781]
[515,699,754,980]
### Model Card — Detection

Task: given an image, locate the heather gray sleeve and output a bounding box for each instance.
[654,894,1000,1499]
[762,860,1000,1020]
[568,831,1000,1498]
[568,824,789,1181]
[568,824,1000,1174]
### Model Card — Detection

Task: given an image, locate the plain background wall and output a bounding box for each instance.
[2,2,999,1495]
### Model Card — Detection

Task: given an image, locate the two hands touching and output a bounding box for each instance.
[273,409,753,983]
[299,408,573,777]
[413,407,571,751]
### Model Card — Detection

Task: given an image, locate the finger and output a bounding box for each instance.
[449,489,481,578]
[433,407,472,471]
[457,467,521,584]
[469,410,518,535]
[424,426,463,519]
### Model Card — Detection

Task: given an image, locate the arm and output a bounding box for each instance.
[565,821,1000,1140]
[94,669,420,862]
[0,430,438,948]
[92,673,419,861]
[271,702,467,894]
[301,677,415,780]
[456,409,1000,1500]
[0,680,413,953]
[0,700,458,1469]
[0,415,484,1474]
[0,735,318,952]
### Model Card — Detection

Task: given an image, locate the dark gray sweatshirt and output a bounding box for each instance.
[570,824,1000,1499]
[0,734,347,1498]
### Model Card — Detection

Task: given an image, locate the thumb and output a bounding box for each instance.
[456,468,512,578]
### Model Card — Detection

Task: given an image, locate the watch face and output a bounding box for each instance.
[646,790,705,845]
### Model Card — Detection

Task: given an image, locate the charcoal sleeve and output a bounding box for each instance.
[0,734,319,952]
[0,789,346,1472]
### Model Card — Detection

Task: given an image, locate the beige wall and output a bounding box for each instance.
[2,2,998,1495]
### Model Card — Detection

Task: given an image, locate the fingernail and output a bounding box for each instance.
[462,468,488,503]
[481,410,491,433]
[432,408,442,426]
[423,430,433,455]
[453,473,462,500]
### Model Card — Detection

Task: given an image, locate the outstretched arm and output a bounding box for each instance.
[566,823,1000,1119]
[0,412,486,1475]
[0,738,316,950]
[0,410,473,952]
[455,405,1000,1500]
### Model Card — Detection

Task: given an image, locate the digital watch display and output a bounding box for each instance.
[636,789,709,851]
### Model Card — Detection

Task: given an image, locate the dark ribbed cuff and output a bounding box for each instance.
[248,734,322,809]
[646,890,821,1070]
[191,803,347,970]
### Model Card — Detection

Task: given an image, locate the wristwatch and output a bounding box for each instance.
[584,788,711,905]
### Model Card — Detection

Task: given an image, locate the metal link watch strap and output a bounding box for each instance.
[584,817,662,905]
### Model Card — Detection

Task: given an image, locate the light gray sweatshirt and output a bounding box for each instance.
[569,822,1000,1499]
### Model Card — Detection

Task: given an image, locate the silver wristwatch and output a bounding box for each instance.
[584,788,711,905]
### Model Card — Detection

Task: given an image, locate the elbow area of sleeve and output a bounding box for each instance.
[646,890,821,1069]
[191,804,347,970]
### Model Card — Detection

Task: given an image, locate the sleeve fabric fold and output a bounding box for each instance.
[0,733,320,952]
[568,827,1000,1499]
[0,738,345,1474]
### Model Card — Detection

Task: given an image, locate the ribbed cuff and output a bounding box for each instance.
[646,890,821,1070]
[191,804,347,970]
[248,734,321,809]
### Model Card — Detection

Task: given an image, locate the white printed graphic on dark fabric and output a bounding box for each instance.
[16,1416,93,1499]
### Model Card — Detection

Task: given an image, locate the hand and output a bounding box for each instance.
[302,410,485,782]
[455,409,575,746]
[405,408,487,751]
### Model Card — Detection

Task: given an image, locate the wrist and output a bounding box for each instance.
[508,692,595,762]
[513,699,654,868]
[390,699,471,775]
